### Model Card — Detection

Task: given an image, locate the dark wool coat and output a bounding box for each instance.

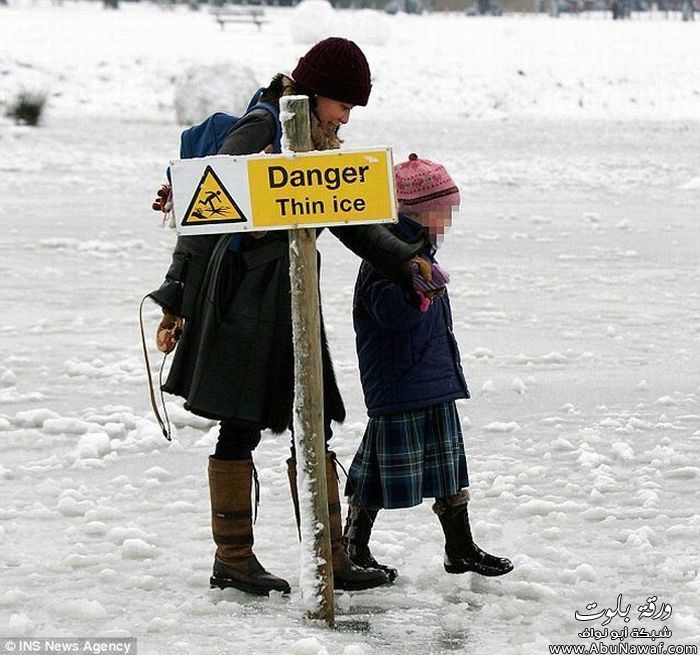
[149,110,425,433]
[353,215,470,417]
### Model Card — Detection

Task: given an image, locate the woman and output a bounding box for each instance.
[149,38,431,596]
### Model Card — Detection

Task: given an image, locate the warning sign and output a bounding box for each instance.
[181,165,247,227]
[247,150,393,229]
[170,148,396,235]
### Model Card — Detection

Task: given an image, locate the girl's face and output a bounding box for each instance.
[315,96,354,134]
[416,208,455,240]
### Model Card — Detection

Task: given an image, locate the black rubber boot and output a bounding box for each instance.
[326,453,391,591]
[433,492,513,577]
[208,457,291,596]
[286,454,390,591]
[343,502,398,582]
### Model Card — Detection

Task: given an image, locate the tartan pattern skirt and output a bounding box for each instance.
[344,401,469,510]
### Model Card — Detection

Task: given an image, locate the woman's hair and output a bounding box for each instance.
[261,74,317,112]
[261,73,341,151]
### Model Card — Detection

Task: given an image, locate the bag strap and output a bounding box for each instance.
[139,295,172,441]
[244,88,282,154]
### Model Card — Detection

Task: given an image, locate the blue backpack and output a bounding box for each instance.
[175,88,282,251]
[179,88,282,159]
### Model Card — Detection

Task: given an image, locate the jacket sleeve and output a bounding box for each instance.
[357,265,425,331]
[329,223,425,282]
[148,111,276,317]
[148,234,220,317]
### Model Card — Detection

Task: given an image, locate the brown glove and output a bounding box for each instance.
[156,312,183,354]
[152,184,172,213]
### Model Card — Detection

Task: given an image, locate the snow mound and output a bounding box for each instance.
[74,432,112,459]
[290,0,337,45]
[51,599,108,620]
[13,408,60,428]
[678,176,700,190]
[173,64,260,126]
[290,637,330,655]
[56,496,95,517]
[340,9,390,47]
[1,369,17,387]
[121,538,158,560]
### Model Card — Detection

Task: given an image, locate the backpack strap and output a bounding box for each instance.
[226,92,282,254]
[244,87,282,154]
[249,100,282,154]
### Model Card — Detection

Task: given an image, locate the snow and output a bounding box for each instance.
[1,2,699,654]
[173,64,260,126]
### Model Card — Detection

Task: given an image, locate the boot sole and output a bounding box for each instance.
[210,574,291,596]
[444,562,513,577]
[334,576,391,592]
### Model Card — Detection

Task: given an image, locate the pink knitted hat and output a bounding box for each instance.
[394,153,460,213]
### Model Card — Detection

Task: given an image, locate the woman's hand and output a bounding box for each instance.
[152,184,173,213]
[156,312,183,354]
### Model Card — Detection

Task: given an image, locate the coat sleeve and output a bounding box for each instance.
[329,223,425,282]
[218,109,276,156]
[356,265,425,331]
[148,111,276,317]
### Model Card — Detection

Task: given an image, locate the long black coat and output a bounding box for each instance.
[149,110,424,433]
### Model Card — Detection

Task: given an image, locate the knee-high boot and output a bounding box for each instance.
[342,502,398,582]
[287,453,390,591]
[433,490,513,577]
[209,457,291,595]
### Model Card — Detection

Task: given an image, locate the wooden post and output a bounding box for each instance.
[280,95,335,627]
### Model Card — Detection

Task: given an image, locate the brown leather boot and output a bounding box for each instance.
[286,454,390,591]
[208,457,291,596]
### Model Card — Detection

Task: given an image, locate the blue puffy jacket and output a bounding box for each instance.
[353,215,470,417]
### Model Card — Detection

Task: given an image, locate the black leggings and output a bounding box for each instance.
[213,420,334,461]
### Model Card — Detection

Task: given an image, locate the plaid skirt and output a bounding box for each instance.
[344,401,469,510]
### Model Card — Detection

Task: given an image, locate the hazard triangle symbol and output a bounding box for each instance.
[182,166,247,227]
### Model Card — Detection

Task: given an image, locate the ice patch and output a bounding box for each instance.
[665,466,700,479]
[43,417,92,435]
[483,421,521,433]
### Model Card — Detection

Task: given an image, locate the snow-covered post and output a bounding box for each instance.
[280,95,335,627]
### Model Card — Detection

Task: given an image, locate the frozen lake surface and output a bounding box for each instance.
[1,3,699,654]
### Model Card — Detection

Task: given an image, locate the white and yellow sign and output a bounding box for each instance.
[171,147,396,236]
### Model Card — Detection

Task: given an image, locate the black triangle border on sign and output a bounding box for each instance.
[181,165,248,227]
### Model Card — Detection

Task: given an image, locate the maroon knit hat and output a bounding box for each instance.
[292,37,372,107]
[394,154,461,213]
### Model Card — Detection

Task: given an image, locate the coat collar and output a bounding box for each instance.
[394,213,436,259]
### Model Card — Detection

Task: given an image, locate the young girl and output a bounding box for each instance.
[343,154,513,581]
